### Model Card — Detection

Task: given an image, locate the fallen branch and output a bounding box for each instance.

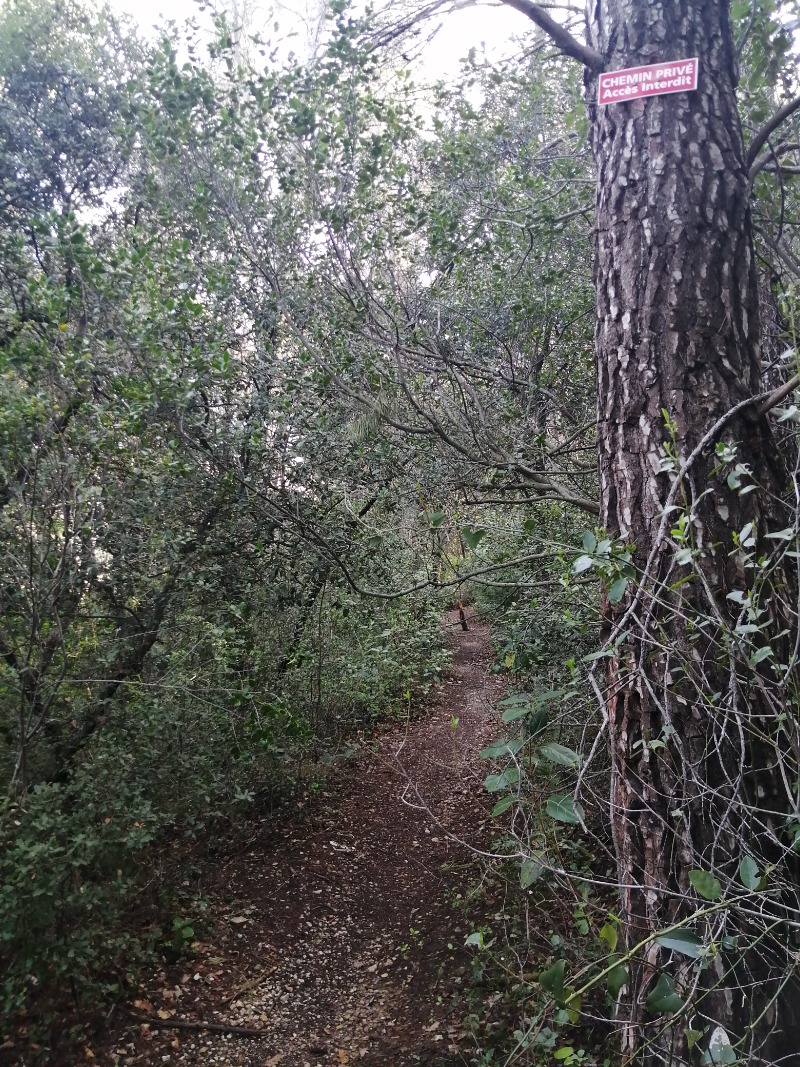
[129,1012,268,1038]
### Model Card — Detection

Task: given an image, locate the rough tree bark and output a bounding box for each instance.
[494,0,800,1063]
[583,2,798,1064]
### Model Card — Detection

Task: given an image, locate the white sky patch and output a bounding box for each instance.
[107,0,524,79]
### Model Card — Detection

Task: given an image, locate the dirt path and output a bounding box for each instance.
[101,610,502,1067]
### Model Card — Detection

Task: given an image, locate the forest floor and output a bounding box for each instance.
[95,608,505,1067]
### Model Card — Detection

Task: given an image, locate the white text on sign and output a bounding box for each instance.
[598,58,698,105]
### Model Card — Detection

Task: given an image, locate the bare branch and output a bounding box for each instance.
[746,94,800,170]
[500,0,604,70]
[748,141,800,184]
[760,165,800,175]
[757,372,800,417]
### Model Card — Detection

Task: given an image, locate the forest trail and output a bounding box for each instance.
[100,610,504,1067]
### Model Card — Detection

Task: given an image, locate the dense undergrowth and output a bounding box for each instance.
[450,508,618,1065]
[0,588,447,1041]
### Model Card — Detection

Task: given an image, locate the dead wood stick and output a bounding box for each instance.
[129,1011,268,1037]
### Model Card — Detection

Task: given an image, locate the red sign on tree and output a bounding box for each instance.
[598,58,698,105]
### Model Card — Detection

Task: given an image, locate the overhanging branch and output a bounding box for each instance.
[500,0,604,71]
[748,141,800,184]
[757,373,800,417]
[746,94,800,170]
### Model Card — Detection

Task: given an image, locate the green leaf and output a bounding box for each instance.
[428,511,445,528]
[572,554,594,575]
[484,767,519,793]
[536,688,569,704]
[645,972,684,1015]
[607,577,629,603]
[499,692,531,707]
[527,708,549,736]
[738,855,760,891]
[491,795,516,817]
[686,1028,704,1051]
[564,988,582,1022]
[688,869,722,901]
[538,959,565,1003]
[598,922,617,952]
[701,1025,737,1064]
[582,648,613,663]
[748,645,773,667]
[484,774,507,794]
[546,794,585,825]
[539,742,582,769]
[607,961,628,997]
[655,929,704,958]
[480,738,522,759]
[501,704,531,723]
[765,527,794,541]
[700,1046,736,1065]
[462,527,486,552]
[738,522,755,547]
[582,530,597,552]
[520,855,545,888]
[554,1048,574,1061]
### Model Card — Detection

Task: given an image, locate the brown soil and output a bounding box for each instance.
[95,609,504,1067]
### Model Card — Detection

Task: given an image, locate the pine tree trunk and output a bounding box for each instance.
[584,1,799,1062]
